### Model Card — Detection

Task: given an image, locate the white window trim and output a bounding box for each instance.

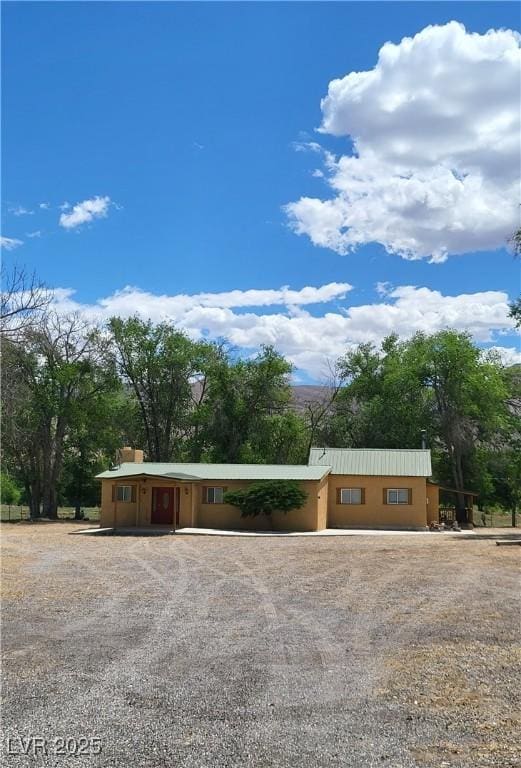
[340,488,362,505]
[116,485,133,503]
[205,487,225,504]
[387,488,410,505]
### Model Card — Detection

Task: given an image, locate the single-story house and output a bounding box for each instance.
[96,446,440,531]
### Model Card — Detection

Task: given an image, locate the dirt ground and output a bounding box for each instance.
[1,523,520,768]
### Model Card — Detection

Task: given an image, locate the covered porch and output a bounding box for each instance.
[103,474,200,529]
[437,485,479,526]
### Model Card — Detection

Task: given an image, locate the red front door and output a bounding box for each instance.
[151,487,179,525]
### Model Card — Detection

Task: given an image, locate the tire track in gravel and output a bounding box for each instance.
[233,541,484,715]
[59,538,193,707]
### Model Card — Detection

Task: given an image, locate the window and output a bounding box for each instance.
[205,487,225,504]
[115,485,135,503]
[386,488,411,505]
[339,488,363,505]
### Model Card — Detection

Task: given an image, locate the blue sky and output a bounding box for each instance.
[2,2,520,380]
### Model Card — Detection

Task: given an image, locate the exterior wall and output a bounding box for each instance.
[100,480,138,527]
[426,483,439,525]
[100,472,430,530]
[100,478,195,528]
[196,479,323,532]
[327,475,428,529]
[100,477,324,530]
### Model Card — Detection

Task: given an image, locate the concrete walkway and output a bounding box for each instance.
[175,526,471,537]
[73,525,473,538]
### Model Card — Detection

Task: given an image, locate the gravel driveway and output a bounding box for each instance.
[1,523,520,768]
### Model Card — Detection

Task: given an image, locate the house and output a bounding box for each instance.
[96,446,439,531]
[308,447,439,529]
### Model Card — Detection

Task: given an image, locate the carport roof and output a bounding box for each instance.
[96,462,331,482]
[309,448,432,477]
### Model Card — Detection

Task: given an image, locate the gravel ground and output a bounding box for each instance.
[1,523,520,768]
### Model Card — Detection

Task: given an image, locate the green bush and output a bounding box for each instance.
[0,473,22,506]
[224,480,308,518]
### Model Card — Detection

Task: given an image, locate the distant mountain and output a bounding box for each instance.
[190,380,333,413]
[289,385,333,413]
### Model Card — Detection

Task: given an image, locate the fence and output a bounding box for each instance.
[438,505,519,528]
[1,506,101,522]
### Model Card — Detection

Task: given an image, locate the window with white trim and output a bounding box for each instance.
[386,488,410,505]
[116,485,133,502]
[205,487,224,504]
[340,488,363,505]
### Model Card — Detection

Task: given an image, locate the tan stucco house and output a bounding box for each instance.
[96,446,439,531]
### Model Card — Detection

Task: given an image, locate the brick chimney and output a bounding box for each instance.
[119,447,144,464]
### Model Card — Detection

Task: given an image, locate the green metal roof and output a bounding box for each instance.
[96,462,331,482]
[308,447,432,477]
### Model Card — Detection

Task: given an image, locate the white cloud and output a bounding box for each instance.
[50,282,517,378]
[375,281,392,297]
[0,236,23,250]
[59,202,71,211]
[59,196,111,230]
[39,202,50,210]
[52,282,351,319]
[292,140,323,154]
[26,230,42,238]
[484,346,521,366]
[286,22,521,261]
[9,205,33,216]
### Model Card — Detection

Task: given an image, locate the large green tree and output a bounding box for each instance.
[330,331,510,524]
[411,332,508,522]
[332,334,433,449]
[201,345,299,463]
[108,316,217,462]
[2,314,121,517]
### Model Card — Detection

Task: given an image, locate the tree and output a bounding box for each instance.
[0,473,21,505]
[410,333,509,523]
[202,345,295,463]
[300,365,342,460]
[332,335,432,449]
[108,316,215,462]
[1,264,50,337]
[329,331,510,525]
[479,447,521,528]
[508,227,521,328]
[509,297,521,329]
[2,313,121,518]
[60,387,130,517]
[224,480,308,518]
[509,226,521,257]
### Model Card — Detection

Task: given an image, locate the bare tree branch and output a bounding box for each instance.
[0,264,51,337]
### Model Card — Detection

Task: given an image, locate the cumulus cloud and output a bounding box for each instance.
[50,282,517,378]
[59,196,111,230]
[286,22,521,262]
[52,282,352,319]
[0,236,23,250]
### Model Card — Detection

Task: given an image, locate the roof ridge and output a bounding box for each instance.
[310,447,430,452]
[120,461,322,467]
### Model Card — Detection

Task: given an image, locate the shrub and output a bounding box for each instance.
[224,480,308,518]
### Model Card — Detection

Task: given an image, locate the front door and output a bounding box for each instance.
[151,487,177,525]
